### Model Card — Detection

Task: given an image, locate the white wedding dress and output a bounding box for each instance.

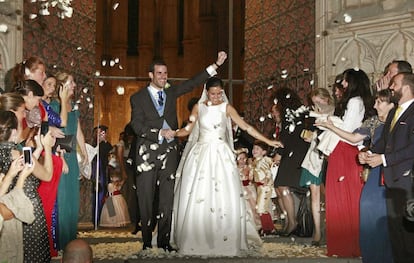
[173,102,261,256]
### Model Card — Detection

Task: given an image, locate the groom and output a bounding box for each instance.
[130,51,227,251]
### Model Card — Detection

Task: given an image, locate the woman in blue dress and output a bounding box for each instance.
[316,89,394,263]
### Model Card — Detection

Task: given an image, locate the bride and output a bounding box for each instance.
[173,77,282,256]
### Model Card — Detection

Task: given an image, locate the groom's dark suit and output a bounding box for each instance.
[130,69,211,249]
[372,102,414,263]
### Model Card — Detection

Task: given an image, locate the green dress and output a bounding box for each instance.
[50,101,80,250]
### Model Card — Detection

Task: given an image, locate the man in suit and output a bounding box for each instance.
[130,51,227,252]
[359,72,414,263]
[91,125,113,225]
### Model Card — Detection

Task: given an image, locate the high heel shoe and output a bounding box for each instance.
[311,240,320,247]
[281,225,298,237]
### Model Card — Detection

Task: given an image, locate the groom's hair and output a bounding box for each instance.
[149,60,167,73]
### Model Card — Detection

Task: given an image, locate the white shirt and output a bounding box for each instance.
[150,65,218,141]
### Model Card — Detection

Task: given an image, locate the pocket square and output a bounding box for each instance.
[399,121,407,125]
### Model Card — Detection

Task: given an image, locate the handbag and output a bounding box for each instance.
[54,135,75,153]
[296,193,314,237]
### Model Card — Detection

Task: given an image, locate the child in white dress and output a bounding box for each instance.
[236,148,261,230]
[100,167,131,227]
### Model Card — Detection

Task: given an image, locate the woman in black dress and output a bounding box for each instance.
[273,88,310,235]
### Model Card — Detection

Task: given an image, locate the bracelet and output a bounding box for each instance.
[214,62,220,67]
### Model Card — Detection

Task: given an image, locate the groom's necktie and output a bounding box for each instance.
[157,90,164,106]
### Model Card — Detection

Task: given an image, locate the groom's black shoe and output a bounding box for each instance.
[159,244,177,253]
[142,244,152,250]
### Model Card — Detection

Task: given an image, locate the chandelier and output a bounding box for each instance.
[30,0,73,19]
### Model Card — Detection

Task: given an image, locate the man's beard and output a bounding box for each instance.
[391,90,402,104]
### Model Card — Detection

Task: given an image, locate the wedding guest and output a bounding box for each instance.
[13,79,44,143]
[100,166,131,227]
[374,60,412,92]
[62,239,93,263]
[91,125,113,225]
[0,93,26,143]
[300,88,335,246]
[318,89,394,263]
[41,73,70,128]
[50,71,88,250]
[116,124,139,232]
[0,107,56,262]
[332,74,345,105]
[359,73,414,263]
[273,87,310,236]
[236,148,260,229]
[0,110,35,263]
[37,73,71,257]
[122,124,143,235]
[174,76,280,255]
[11,56,46,87]
[250,140,276,235]
[269,103,286,222]
[324,68,373,257]
[130,51,227,252]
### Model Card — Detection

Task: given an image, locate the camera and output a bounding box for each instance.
[22,147,33,167]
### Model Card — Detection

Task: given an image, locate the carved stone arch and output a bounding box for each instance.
[330,37,376,83]
[316,0,414,89]
[377,30,414,70]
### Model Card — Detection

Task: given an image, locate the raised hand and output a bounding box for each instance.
[216,51,227,66]
[41,131,57,149]
[269,140,283,148]
[6,156,25,179]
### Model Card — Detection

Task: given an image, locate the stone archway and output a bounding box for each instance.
[316,0,414,89]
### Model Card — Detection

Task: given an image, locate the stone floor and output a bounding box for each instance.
[51,224,362,263]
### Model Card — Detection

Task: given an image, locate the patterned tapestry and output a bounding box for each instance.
[23,1,96,226]
[245,0,315,135]
[23,1,96,141]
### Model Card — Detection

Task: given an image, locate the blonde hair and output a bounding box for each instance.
[310,88,334,106]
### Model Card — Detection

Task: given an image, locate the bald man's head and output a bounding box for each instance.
[62,239,93,263]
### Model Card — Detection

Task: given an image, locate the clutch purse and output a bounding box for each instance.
[54,135,75,153]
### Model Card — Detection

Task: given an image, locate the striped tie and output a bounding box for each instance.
[157,90,164,106]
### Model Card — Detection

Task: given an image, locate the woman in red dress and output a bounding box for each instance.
[324,68,373,257]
